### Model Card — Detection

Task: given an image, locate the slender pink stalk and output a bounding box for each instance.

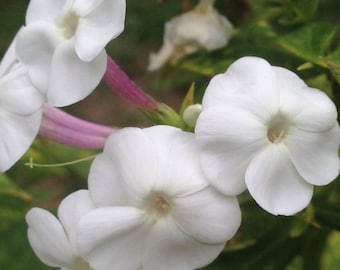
[39,104,116,149]
[104,56,158,110]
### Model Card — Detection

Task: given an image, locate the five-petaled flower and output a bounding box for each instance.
[195,56,340,215]
[77,125,241,270]
[15,0,126,107]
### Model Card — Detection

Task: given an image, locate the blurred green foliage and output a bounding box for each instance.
[0,0,339,269]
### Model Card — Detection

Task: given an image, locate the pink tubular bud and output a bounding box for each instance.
[104,56,158,110]
[39,104,116,149]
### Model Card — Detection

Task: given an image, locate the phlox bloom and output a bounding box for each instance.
[148,0,232,71]
[78,125,241,270]
[15,0,126,106]
[0,38,43,171]
[26,190,95,270]
[195,56,340,216]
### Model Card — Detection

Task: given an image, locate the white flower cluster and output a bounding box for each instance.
[1,0,339,269]
[26,56,340,270]
[27,126,241,270]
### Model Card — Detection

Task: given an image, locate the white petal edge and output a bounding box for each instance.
[0,63,43,115]
[287,124,340,186]
[74,0,126,61]
[0,109,41,171]
[26,0,65,24]
[26,207,73,268]
[57,190,95,253]
[0,34,18,76]
[88,127,158,207]
[143,125,208,197]
[143,217,226,270]
[173,186,241,244]
[78,207,146,270]
[245,144,314,216]
[15,23,60,95]
[274,66,338,132]
[48,39,106,106]
[195,106,267,195]
[202,56,280,120]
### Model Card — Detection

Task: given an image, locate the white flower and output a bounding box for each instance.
[195,56,340,216]
[0,37,43,172]
[78,125,241,270]
[15,0,126,107]
[26,190,95,270]
[148,0,233,71]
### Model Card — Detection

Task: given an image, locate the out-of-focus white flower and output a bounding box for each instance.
[195,56,340,216]
[0,38,43,172]
[26,190,95,270]
[148,0,233,71]
[16,0,126,107]
[78,125,241,270]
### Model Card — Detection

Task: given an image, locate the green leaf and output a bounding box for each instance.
[314,202,340,230]
[279,0,319,25]
[321,231,340,269]
[199,221,300,270]
[179,82,195,116]
[0,173,32,209]
[278,23,339,67]
[322,46,340,84]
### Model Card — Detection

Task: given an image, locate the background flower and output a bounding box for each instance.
[78,125,241,270]
[195,56,340,215]
[148,0,232,71]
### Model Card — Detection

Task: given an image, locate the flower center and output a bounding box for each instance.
[72,256,92,270]
[56,12,79,39]
[145,194,171,221]
[267,115,289,144]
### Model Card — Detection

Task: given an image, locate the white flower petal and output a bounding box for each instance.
[48,39,106,106]
[72,0,104,16]
[287,124,340,186]
[26,0,65,24]
[57,190,95,253]
[148,42,175,71]
[245,144,313,216]
[144,125,208,196]
[0,110,41,171]
[78,207,146,270]
[143,217,225,270]
[88,127,158,207]
[167,7,232,51]
[274,66,338,132]
[75,0,126,61]
[26,207,73,268]
[15,23,60,94]
[195,106,267,195]
[173,187,241,244]
[202,56,280,120]
[0,36,17,76]
[0,64,43,115]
